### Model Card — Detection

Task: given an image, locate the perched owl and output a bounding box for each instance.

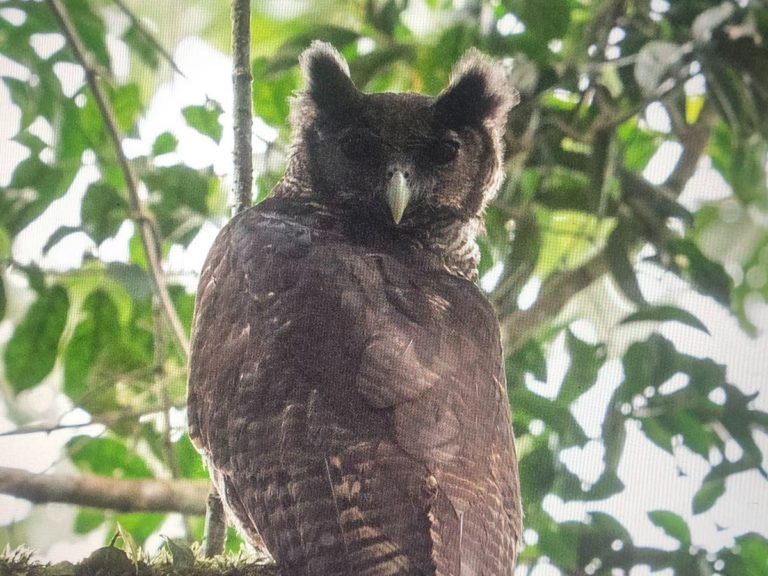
[187,42,522,575]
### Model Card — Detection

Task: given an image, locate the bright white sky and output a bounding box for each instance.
[1,7,767,574]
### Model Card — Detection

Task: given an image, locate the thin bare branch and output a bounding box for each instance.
[110,0,187,80]
[0,422,102,438]
[666,98,717,191]
[46,0,190,359]
[203,490,227,558]
[231,0,254,214]
[500,252,610,353]
[0,466,208,515]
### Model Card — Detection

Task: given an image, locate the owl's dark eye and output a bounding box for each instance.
[340,130,378,161]
[428,138,460,165]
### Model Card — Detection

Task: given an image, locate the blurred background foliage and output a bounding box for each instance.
[1,0,767,574]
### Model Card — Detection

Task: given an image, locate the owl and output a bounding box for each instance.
[187,41,522,575]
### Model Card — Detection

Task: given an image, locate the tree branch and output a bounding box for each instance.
[666,98,717,191]
[203,490,227,558]
[0,466,208,515]
[498,96,716,354]
[231,0,253,214]
[46,0,190,359]
[500,251,610,353]
[0,422,102,438]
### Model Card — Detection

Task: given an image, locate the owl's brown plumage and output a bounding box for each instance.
[188,42,522,575]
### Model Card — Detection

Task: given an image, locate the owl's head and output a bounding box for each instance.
[282,41,517,232]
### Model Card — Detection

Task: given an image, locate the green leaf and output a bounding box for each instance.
[175,434,208,479]
[639,417,675,454]
[81,182,130,244]
[518,437,556,502]
[110,83,142,134]
[63,289,121,401]
[618,120,660,171]
[730,140,768,207]
[266,25,359,73]
[151,131,178,155]
[620,334,678,401]
[74,509,105,534]
[509,386,588,448]
[164,537,195,569]
[534,516,580,569]
[519,0,571,41]
[710,122,768,208]
[648,510,691,545]
[122,24,160,70]
[144,164,212,243]
[169,285,196,335]
[182,103,223,143]
[558,330,606,405]
[0,276,6,321]
[577,512,633,568]
[67,436,153,479]
[418,24,479,93]
[507,338,547,384]
[692,477,726,514]
[667,238,732,306]
[367,0,406,37]
[349,44,415,87]
[583,469,625,500]
[65,0,111,69]
[252,57,298,126]
[2,153,74,236]
[58,100,91,162]
[607,223,647,306]
[106,262,153,301]
[723,533,768,576]
[673,411,718,458]
[42,225,82,255]
[620,305,710,335]
[0,227,10,260]
[4,285,69,392]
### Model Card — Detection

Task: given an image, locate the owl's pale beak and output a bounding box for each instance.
[386,170,411,224]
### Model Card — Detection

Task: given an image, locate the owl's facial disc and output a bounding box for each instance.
[386,170,411,224]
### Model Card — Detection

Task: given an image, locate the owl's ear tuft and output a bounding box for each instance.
[300,41,359,115]
[435,49,518,131]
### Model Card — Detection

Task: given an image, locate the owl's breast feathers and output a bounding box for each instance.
[188,197,522,575]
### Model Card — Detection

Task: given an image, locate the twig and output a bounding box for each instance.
[0,466,209,514]
[499,251,610,353]
[231,0,253,214]
[0,421,103,438]
[110,0,187,80]
[203,490,227,558]
[666,98,716,191]
[46,0,190,359]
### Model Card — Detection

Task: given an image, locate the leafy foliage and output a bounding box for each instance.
[1,0,767,574]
